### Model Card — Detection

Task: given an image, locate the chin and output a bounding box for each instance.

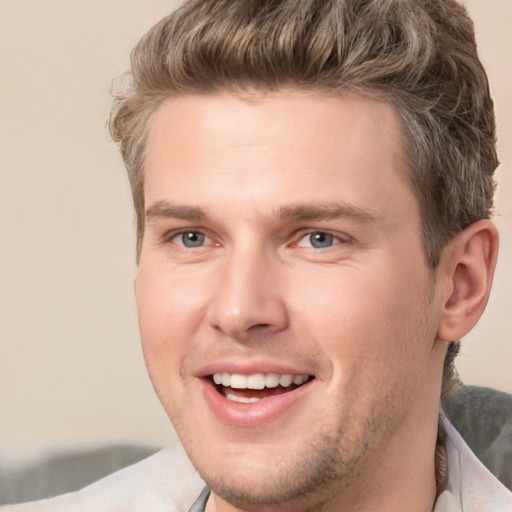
[179,417,375,511]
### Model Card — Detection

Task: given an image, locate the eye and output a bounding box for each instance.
[173,231,210,248]
[296,232,341,249]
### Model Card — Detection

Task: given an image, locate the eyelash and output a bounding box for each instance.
[165,229,348,251]
[169,230,216,248]
[294,231,347,250]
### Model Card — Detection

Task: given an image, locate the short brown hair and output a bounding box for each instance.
[109,0,497,394]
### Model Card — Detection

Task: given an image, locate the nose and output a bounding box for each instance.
[206,249,289,339]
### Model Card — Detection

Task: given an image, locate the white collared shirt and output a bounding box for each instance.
[435,414,512,511]
[2,417,511,512]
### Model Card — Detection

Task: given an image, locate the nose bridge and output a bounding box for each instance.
[207,242,288,338]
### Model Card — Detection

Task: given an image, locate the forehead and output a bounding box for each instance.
[146,90,405,161]
[144,90,416,225]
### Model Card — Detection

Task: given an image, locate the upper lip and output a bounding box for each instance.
[197,360,313,378]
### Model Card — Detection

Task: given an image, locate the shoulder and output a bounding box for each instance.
[435,412,512,512]
[443,384,512,490]
[0,444,204,512]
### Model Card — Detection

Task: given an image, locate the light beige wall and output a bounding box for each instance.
[452,0,512,392]
[0,0,184,453]
[0,0,510,454]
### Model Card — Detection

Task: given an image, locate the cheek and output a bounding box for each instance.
[135,270,194,417]
[291,261,433,375]
[135,264,208,339]
[135,268,190,381]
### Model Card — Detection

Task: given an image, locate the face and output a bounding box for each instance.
[137,91,445,511]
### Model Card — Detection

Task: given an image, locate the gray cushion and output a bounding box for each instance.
[0,444,160,504]
[443,385,512,491]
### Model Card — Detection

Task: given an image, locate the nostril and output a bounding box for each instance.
[249,323,272,331]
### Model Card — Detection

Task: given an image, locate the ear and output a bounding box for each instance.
[437,219,499,342]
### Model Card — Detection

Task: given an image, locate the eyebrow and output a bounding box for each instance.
[277,203,379,224]
[146,200,206,222]
[146,200,378,225]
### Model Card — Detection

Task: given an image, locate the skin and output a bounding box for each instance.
[135,91,497,512]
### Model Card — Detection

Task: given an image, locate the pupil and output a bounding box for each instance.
[183,232,204,247]
[311,233,333,248]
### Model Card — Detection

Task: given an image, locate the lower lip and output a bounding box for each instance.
[200,378,315,428]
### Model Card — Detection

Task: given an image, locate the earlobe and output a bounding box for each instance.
[437,220,499,342]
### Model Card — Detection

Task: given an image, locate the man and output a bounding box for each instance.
[4,0,511,511]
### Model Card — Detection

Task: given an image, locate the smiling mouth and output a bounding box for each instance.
[210,372,313,403]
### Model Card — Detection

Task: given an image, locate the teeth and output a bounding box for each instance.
[230,374,247,389]
[212,372,310,389]
[293,375,308,385]
[279,374,293,387]
[225,393,262,404]
[246,373,266,389]
[265,373,280,388]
